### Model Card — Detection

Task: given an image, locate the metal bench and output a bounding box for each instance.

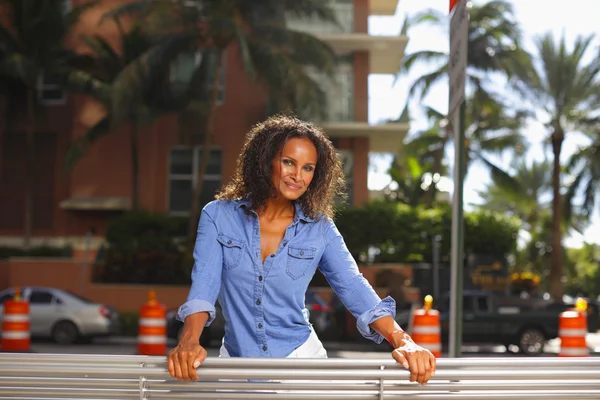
[0,353,598,399]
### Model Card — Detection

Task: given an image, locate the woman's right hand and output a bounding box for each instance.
[167,339,207,381]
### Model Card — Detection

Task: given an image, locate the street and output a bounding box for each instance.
[25,332,600,358]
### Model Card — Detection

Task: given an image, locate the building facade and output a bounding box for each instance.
[0,0,408,248]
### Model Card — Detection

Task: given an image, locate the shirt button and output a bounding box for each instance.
[256,252,259,257]
[258,275,263,281]
[227,240,232,245]
[300,250,304,256]
[258,323,263,329]
[256,299,261,305]
[262,345,268,351]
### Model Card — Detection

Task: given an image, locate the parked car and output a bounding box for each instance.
[0,286,119,344]
[396,290,599,356]
[166,289,335,347]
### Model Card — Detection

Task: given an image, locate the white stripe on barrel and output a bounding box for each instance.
[2,331,30,340]
[412,326,441,334]
[138,318,166,327]
[137,335,167,344]
[3,314,29,323]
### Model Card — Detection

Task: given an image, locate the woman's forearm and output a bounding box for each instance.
[369,315,412,348]
[180,312,210,343]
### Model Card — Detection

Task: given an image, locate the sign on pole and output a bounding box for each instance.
[449,0,468,119]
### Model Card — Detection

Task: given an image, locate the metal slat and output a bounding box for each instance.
[0,353,598,399]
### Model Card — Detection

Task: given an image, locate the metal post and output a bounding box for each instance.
[79,229,92,295]
[432,235,441,299]
[448,102,466,358]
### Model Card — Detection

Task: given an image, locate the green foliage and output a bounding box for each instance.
[118,311,140,337]
[0,245,73,260]
[95,211,190,284]
[334,201,520,264]
[564,244,600,298]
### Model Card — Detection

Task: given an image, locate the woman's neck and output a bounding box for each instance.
[260,196,295,221]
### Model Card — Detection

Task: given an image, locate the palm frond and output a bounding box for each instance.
[64,116,112,172]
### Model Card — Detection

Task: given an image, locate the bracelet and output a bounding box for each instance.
[387,329,404,345]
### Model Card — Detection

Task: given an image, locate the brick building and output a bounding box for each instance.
[0,0,408,249]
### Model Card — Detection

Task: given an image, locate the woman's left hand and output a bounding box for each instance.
[391,334,436,386]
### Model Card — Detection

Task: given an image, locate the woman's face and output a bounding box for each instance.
[271,137,318,201]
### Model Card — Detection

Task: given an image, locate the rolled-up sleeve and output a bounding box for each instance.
[177,201,223,326]
[318,219,396,343]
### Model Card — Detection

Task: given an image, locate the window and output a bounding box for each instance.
[168,147,223,215]
[475,296,490,313]
[37,73,66,105]
[308,57,354,122]
[0,292,14,304]
[287,0,354,34]
[29,290,54,304]
[170,51,226,104]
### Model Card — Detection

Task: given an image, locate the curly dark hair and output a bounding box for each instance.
[216,114,345,219]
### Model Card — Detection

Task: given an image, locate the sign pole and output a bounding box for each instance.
[448,0,468,358]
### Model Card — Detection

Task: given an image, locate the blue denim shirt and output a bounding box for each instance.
[177,198,396,357]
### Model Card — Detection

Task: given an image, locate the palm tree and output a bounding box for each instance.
[108,0,338,248]
[0,0,94,248]
[398,0,530,99]
[475,159,552,230]
[512,33,600,299]
[402,87,526,206]
[565,134,600,223]
[64,11,198,210]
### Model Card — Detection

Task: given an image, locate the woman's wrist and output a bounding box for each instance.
[387,329,412,348]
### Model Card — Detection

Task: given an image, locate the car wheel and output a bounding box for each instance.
[518,328,545,356]
[52,321,80,345]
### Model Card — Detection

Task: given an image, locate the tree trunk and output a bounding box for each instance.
[131,122,140,210]
[548,130,564,300]
[186,50,223,250]
[23,88,36,250]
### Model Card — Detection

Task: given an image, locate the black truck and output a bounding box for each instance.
[399,290,599,356]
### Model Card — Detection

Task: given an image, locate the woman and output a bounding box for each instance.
[168,115,436,385]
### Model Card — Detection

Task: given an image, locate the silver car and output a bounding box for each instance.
[0,286,119,344]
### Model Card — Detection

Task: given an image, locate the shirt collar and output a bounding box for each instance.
[234,197,314,223]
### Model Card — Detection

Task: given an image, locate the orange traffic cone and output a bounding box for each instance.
[1,287,30,352]
[411,295,441,358]
[137,290,167,355]
[559,297,589,357]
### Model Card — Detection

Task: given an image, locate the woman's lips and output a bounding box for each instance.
[285,182,301,190]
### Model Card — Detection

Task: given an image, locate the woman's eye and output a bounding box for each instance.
[304,166,314,172]
[283,159,293,166]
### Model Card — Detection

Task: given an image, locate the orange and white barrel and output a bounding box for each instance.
[1,287,30,352]
[137,290,167,356]
[559,298,589,357]
[411,295,442,358]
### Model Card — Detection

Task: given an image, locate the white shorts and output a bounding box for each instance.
[219,327,328,358]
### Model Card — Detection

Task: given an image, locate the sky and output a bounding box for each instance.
[366,0,600,248]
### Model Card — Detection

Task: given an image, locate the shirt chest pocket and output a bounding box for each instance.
[217,234,244,270]
[286,246,316,280]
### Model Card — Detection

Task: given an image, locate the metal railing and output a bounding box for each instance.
[0,353,599,399]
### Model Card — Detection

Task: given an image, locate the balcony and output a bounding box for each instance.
[323,34,407,75]
[322,121,409,153]
[287,3,408,75]
[370,0,400,15]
